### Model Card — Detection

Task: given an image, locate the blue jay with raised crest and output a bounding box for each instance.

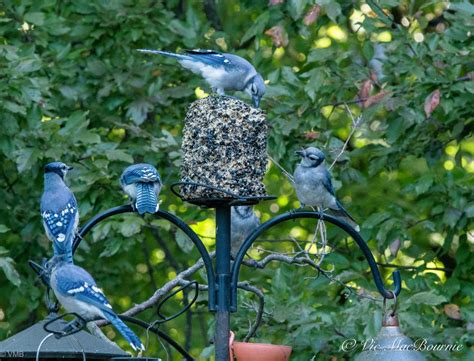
[137,48,266,107]
[294,147,360,231]
[46,255,145,352]
[40,162,78,264]
[120,164,162,215]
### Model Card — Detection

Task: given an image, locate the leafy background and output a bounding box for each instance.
[0,0,473,360]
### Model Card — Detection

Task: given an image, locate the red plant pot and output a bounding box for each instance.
[232,341,292,361]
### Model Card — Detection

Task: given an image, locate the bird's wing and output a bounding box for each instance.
[321,168,336,196]
[121,166,161,185]
[41,194,78,247]
[183,49,241,71]
[55,265,114,314]
[73,285,114,314]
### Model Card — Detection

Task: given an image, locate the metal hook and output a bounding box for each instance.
[155,281,199,323]
[383,291,398,317]
[43,313,87,338]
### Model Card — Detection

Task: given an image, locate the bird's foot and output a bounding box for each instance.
[46,290,59,314]
[314,207,325,220]
[290,205,304,217]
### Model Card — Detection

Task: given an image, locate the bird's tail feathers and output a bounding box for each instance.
[137,49,188,60]
[136,182,159,215]
[334,201,360,232]
[53,239,74,263]
[104,312,145,352]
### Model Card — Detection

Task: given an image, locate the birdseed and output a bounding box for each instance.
[180,96,268,200]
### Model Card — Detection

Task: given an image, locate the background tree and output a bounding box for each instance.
[0,0,473,360]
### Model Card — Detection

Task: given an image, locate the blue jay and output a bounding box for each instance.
[231,206,260,258]
[46,255,145,352]
[137,48,266,107]
[40,162,78,264]
[294,147,360,231]
[120,164,162,215]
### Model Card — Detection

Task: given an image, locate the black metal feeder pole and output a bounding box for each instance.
[214,205,232,360]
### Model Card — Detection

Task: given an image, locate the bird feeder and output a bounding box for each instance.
[179,96,268,202]
[0,316,129,360]
[355,310,426,361]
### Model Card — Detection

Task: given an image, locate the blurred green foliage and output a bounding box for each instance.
[0,0,473,360]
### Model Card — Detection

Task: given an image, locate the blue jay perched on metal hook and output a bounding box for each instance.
[231,206,260,258]
[40,162,78,264]
[294,147,360,231]
[137,48,266,107]
[120,164,162,215]
[45,255,145,352]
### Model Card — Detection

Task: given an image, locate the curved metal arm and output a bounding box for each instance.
[230,210,401,311]
[119,315,194,360]
[156,281,199,323]
[72,205,216,311]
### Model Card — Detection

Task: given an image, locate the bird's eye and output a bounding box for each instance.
[251,83,257,95]
[309,155,319,161]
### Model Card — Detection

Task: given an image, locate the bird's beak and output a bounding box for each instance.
[253,96,260,108]
[68,166,74,171]
[295,150,304,157]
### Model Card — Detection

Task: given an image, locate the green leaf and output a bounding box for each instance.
[99,239,122,258]
[119,216,144,237]
[106,149,134,163]
[24,12,45,26]
[362,212,391,229]
[16,59,42,73]
[414,174,433,195]
[175,231,194,253]
[0,257,21,286]
[323,1,341,22]
[58,111,88,136]
[126,99,153,125]
[366,0,393,26]
[77,129,101,144]
[16,148,38,173]
[443,208,462,228]
[289,0,309,20]
[407,291,447,305]
[449,0,474,15]
[3,101,26,115]
[240,12,270,44]
[0,225,10,233]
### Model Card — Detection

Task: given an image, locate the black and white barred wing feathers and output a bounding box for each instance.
[41,196,78,262]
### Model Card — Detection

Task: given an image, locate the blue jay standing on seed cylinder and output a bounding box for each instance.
[40,162,78,264]
[137,48,266,107]
[120,164,162,215]
[294,147,360,231]
[45,255,145,351]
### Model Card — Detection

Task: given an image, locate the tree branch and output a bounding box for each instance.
[238,282,264,342]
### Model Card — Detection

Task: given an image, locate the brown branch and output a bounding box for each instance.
[241,253,323,271]
[238,282,264,342]
[96,253,213,326]
[377,262,452,272]
[100,247,384,329]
